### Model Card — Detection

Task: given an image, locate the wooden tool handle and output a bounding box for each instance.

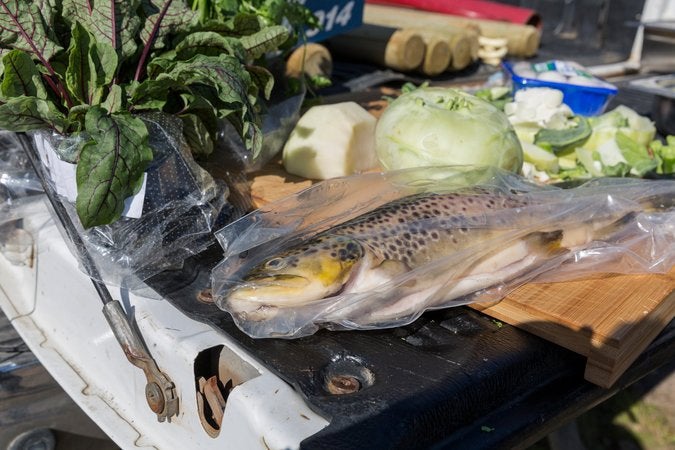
[286,43,333,79]
[410,30,451,75]
[328,24,426,71]
[365,3,540,57]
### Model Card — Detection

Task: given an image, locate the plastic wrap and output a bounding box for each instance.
[0,131,44,224]
[30,114,237,288]
[0,131,50,266]
[221,89,305,172]
[211,166,675,338]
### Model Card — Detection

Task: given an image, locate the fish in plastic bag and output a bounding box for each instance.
[212,166,675,338]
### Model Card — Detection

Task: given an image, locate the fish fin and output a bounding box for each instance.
[525,230,570,256]
[560,212,637,249]
[373,259,411,277]
[362,259,412,290]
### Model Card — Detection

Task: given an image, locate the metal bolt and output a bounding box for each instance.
[326,374,361,395]
[197,289,214,304]
[145,382,166,414]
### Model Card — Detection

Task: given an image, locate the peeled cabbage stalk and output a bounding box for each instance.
[375,87,523,173]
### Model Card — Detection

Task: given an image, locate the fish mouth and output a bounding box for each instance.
[233,274,311,294]
[225,273,313,305]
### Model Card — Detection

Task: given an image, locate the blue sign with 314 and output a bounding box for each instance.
[300,0,364,42]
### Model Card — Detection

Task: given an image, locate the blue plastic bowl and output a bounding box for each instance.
[503,61,618,116]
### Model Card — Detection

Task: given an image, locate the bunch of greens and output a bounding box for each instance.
[0,0,313,228]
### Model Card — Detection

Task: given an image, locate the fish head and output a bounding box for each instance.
[227,235,365,306]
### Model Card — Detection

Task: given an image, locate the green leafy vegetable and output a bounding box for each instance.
[650,136,675,174]
[0,95,67,131]
[615,131,658,176]
[62,0,142,61]
[76,106,152,228]
[0,0,318,227]
[0,49,47,98]
[534,116,591,155]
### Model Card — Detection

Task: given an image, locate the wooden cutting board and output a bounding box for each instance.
[247,164,675,388]
[475,269,675,388]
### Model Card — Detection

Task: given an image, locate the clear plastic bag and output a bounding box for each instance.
[220,89,305,172]
[0,131,50,266]
[0,131,44,225]
[30,114,237,288]
[211,166,675,338]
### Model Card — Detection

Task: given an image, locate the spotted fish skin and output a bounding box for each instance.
[325,188,532,268]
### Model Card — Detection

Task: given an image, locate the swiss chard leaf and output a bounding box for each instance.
[245,64,273,100]
[239,25,289,60]
[101,83,123,112]
[93,42,118,86]
[139,0,198,52]
[160,53,261,156]
[66,22,98,104]
[134,0,198,81]
[1,49,48,99]
[0,95,67,132]
[65,21,118,106]
[129,77,183,110]
[0,1,63,62]
[175,31,246,60]
[180,113,213,158]
[76,106,153,228]
[62,0,141,61]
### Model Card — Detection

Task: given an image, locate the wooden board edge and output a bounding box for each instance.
[473,300,594,356]
[584,289,675,388]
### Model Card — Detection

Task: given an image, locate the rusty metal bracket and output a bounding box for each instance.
[103,301,179,421]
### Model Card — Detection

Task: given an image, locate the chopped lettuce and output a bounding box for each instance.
[615,132,659,176]
[585,105,656,151]
[651,136,675,174]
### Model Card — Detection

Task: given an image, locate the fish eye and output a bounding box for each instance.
[265,258,286,270]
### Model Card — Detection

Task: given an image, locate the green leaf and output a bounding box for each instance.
[93,42,118,86]
[62,0,141,61]
[76,106,153,228]
[180,113,213,158]
[161,53,261,156]
[0,95,67,132]
[615,131,658,176]
[139,0,199,53]
[534,116,592,155]
[650,138,675,174]
[602,162,631,177]
[66,22,98,104]
[239,25,289,60]
[1,49,48,99]
[101,84,123,113]
[0,1,63,62]
[130,77,182,110]
[145,51,176,78]
[175,31,246,60]
[67,103,90,132]
[246,64,274,100]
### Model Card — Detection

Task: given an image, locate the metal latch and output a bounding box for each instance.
[103,301,179,421]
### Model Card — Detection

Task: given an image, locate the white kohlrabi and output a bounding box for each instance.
[375,87,523,173]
